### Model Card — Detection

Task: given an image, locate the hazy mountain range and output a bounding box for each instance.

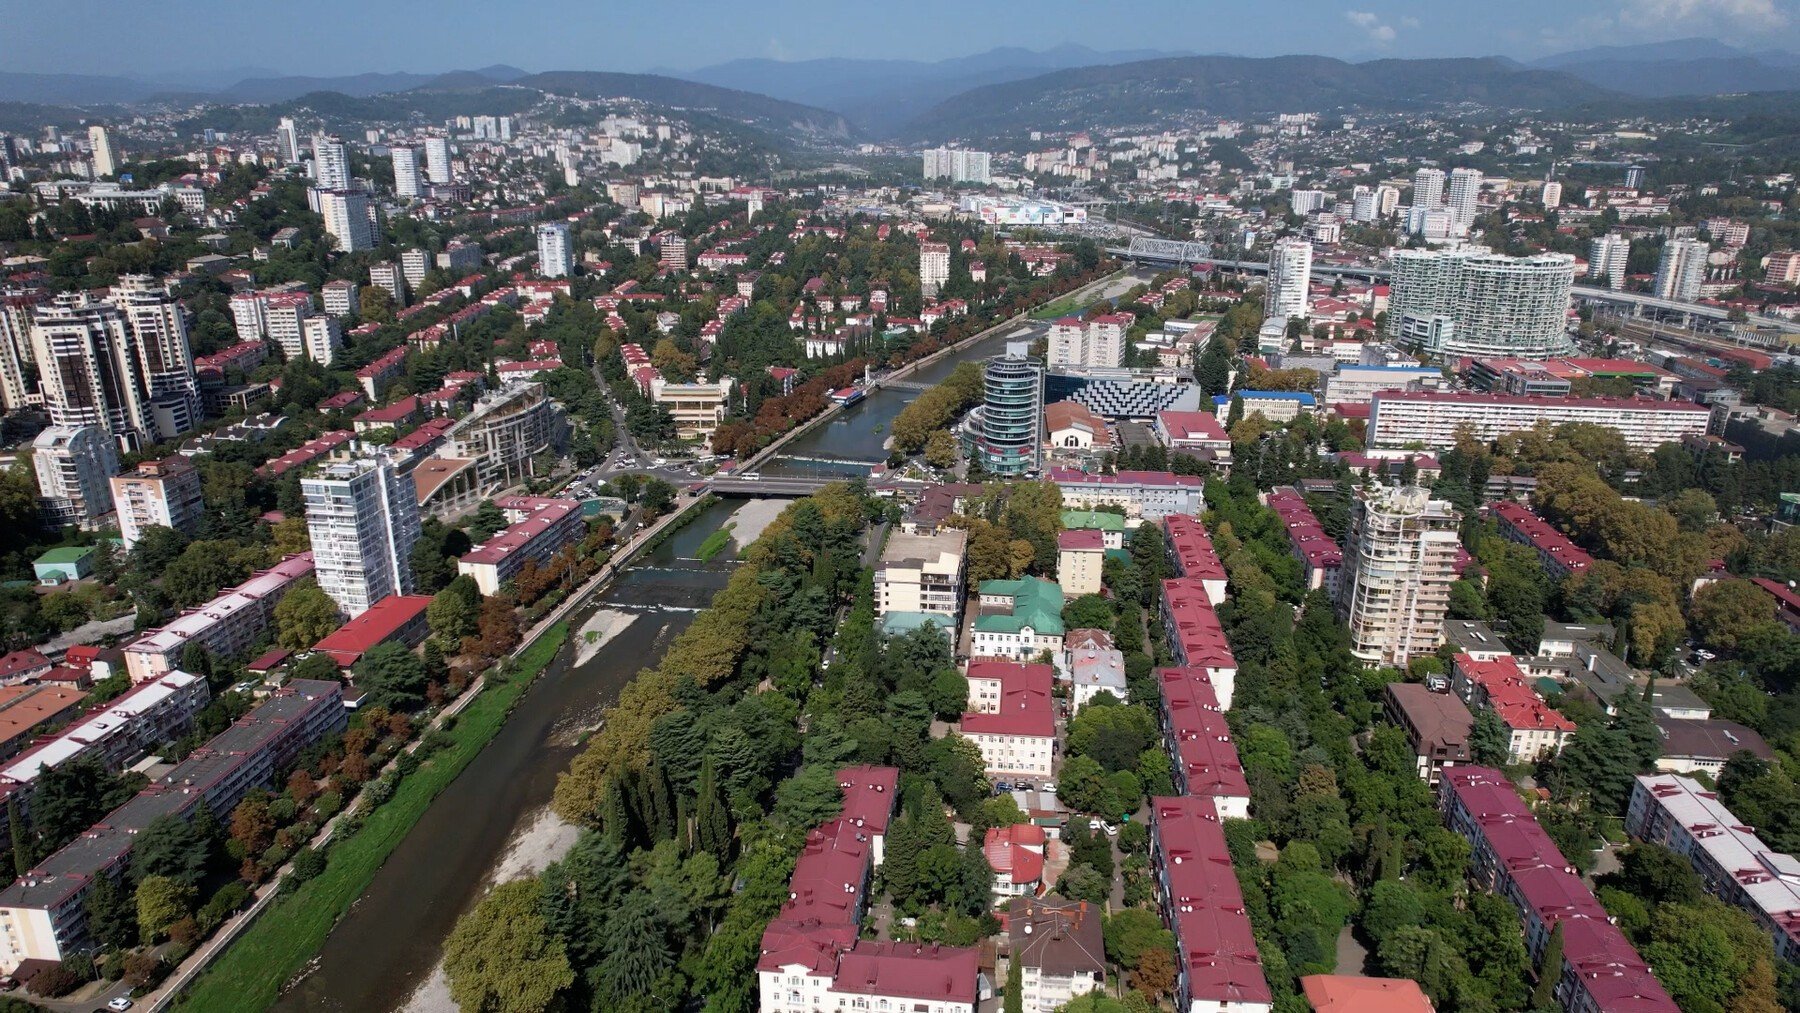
[2,39,1800,142]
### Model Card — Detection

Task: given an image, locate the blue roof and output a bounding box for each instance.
[1214,391,1318,406]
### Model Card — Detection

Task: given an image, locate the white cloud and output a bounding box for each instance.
[1618,0,1788,30]
[1345,9,1398,43]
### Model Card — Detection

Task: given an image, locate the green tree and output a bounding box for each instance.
[129,813,211,887]
[83,874,138,952]
[135,875,195,942]
[1471,709,1510,767]
[355,642,429,711]
[428,575,483,645]
[1531,921,1563,1010]
[773,765,843,829]
[1640,898,1783,1013]
[444,879,574,1013]
[274,578,340,649]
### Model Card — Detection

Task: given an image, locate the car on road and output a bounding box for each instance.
[109,999,135,1012]
[1040,782,1056,794]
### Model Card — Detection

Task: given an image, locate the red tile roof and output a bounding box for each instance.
[1152,796,1272,1007]
[312,594,433,667]
[1163,514,1227,583]
[1158,668,1248,803]
[1456,654,1574,733]
[961,661,1055,738]
[836,766,898,835]
[984,824,1046,886]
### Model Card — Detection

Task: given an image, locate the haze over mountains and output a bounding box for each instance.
[3,38,1800,141]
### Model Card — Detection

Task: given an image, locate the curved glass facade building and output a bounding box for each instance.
[966,343,1043,477]
[1384,247,1576,360]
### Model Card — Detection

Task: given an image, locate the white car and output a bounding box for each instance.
[1088,818,1104,831]
[109,999,134,1012]
[1104,823,1119,837]
[1040,781,1057,794]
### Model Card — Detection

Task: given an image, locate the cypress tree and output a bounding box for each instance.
[8,799,29,877]
[1532,921,1564,1011]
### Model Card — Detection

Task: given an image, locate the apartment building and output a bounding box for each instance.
[31,426,118,529]
[1627,774,1800,962]
[1368,391,1711,453]
[1162,514,1228,605]
[303,454,421,618]
[110,457,205,552]
[0,681,345,971]
[0,672,208,809]
[1150,796,1274,1013]
[1384,682,1474,784]
[1067,643,1127,711]
[1264,487,1343,598]
[919,242,950,297]
[1486,500,1593,581]
[960,661,1055,779]
[1159,667,1250,818]
[1160,578,1238,709]
[1337,485,1460,667]
[1439,768,1677,1013]
[310,593,433,670]
[124,553,315,681]
[0,686,86,764]
[1056,530,1104,598]
[873,528,967,636]
[1046,315,1128,369]
[457,496,586,595]
[836,765,899,867]
[1384,247,1576,360]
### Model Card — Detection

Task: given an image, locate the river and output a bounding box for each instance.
[271,272,1142,1011]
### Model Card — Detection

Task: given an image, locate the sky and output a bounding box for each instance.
[8,0,1800,80]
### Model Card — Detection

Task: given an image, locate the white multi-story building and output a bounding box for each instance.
[1337,485,1461,667]
[87,125,118,179]
[1587,234,1630,290]
[400,248,430,290]
[874,529,967,629]
[30,293,156,449]
[922,147,992,184]
[1384,247,1575,360]
[276,117,301,163]
[1264,237,1313,322]
[124,554,315,681]
[1654,238,1709,302]
[321,279,359,318]
[302,453,421,617]
[311,134,350,191]
[390,145,423,198]
[300,316,342,366]
[919,241,950,298]
[1447,167,1482,227]
[536,222,573,279]
[113,276,197,441]
[1289,189,1329,216]
[31,426,118,529]
[369,261,406,306]
[961,661,1056,778]
[443,383,557,492]
[1411,167,1445,214]
[1368,391,1713,453]
[318,189,376,253]
[424,136,452,184]
[649,375,732,441]
[1541,180,1563,208]
[1627,774,1800,964]
[1045,315,1128,369]
[110,457,204,552]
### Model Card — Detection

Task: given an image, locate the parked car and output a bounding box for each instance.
[109,999,135,1012]
[1040,782,1057,794]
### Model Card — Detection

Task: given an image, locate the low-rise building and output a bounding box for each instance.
[1487,500,1593,581]
[1213,390,1316,422]
[0,685,90,764]
[310,593,434,670]
[1300,975,1435,1013]
[1385,682,1474,784]
[1049,468,1204,520]
[1451,654,1573,764]
[1653,717,1773,776]
[971,577,1064,661]
[984,823,1046,898]
[1009,896,1106,1013]
[1160,578,1238,709]
[0,672,207,806]
[1150,796,1273,1013]
[1264,487,1342,597]
[1059,510,1126,550]
[835,765,899,867]
[1163,514,1227,605]
[1159,667,1250,818]
[1067,643,1126,711]
[1368,391,1711,453]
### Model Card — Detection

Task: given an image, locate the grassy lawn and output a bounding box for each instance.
[1029,291,1093,320]
[172,624,570,1013]
[696,525,734,562]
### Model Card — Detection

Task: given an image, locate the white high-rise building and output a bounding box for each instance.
[922,148,992,184]
[276,118,301,163]
[920,242,950,298]
[0,293,41,414]
[1654,238,1709,303]
[1375,185,1401,218]
[113,276,198,441]
[1290,190,1329,217]
[400,248,430,291]
[300,316,342,366]
[498,116,513,141]
[311,134,350,191]
[1447,167,1482,227]
[1336,485,1461,668]
[536,222,574,278]
[1411,167,1445,210]
[1264,237,1313,322]
[390,145,423,198]
[1541,180,1563,208]
[1587,234,1631,291]
[30,293,156,449]
[317,189,377,252]
[1384,247,1576,360]
[302,453,421,618]
[87,126,119,179]
[424,136,452,184]
[31,425,119,529]
[1351,186,1378,223]
[110,457,205,552]
[369,262,406,307]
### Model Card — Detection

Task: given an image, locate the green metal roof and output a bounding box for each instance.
[34,546,95,565]
[975,576,1065,636]
[1061,510,1127,532]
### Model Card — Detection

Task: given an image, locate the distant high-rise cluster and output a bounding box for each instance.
[922,147,991,184]
[29,278,198,449]
[87,125,119,179]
